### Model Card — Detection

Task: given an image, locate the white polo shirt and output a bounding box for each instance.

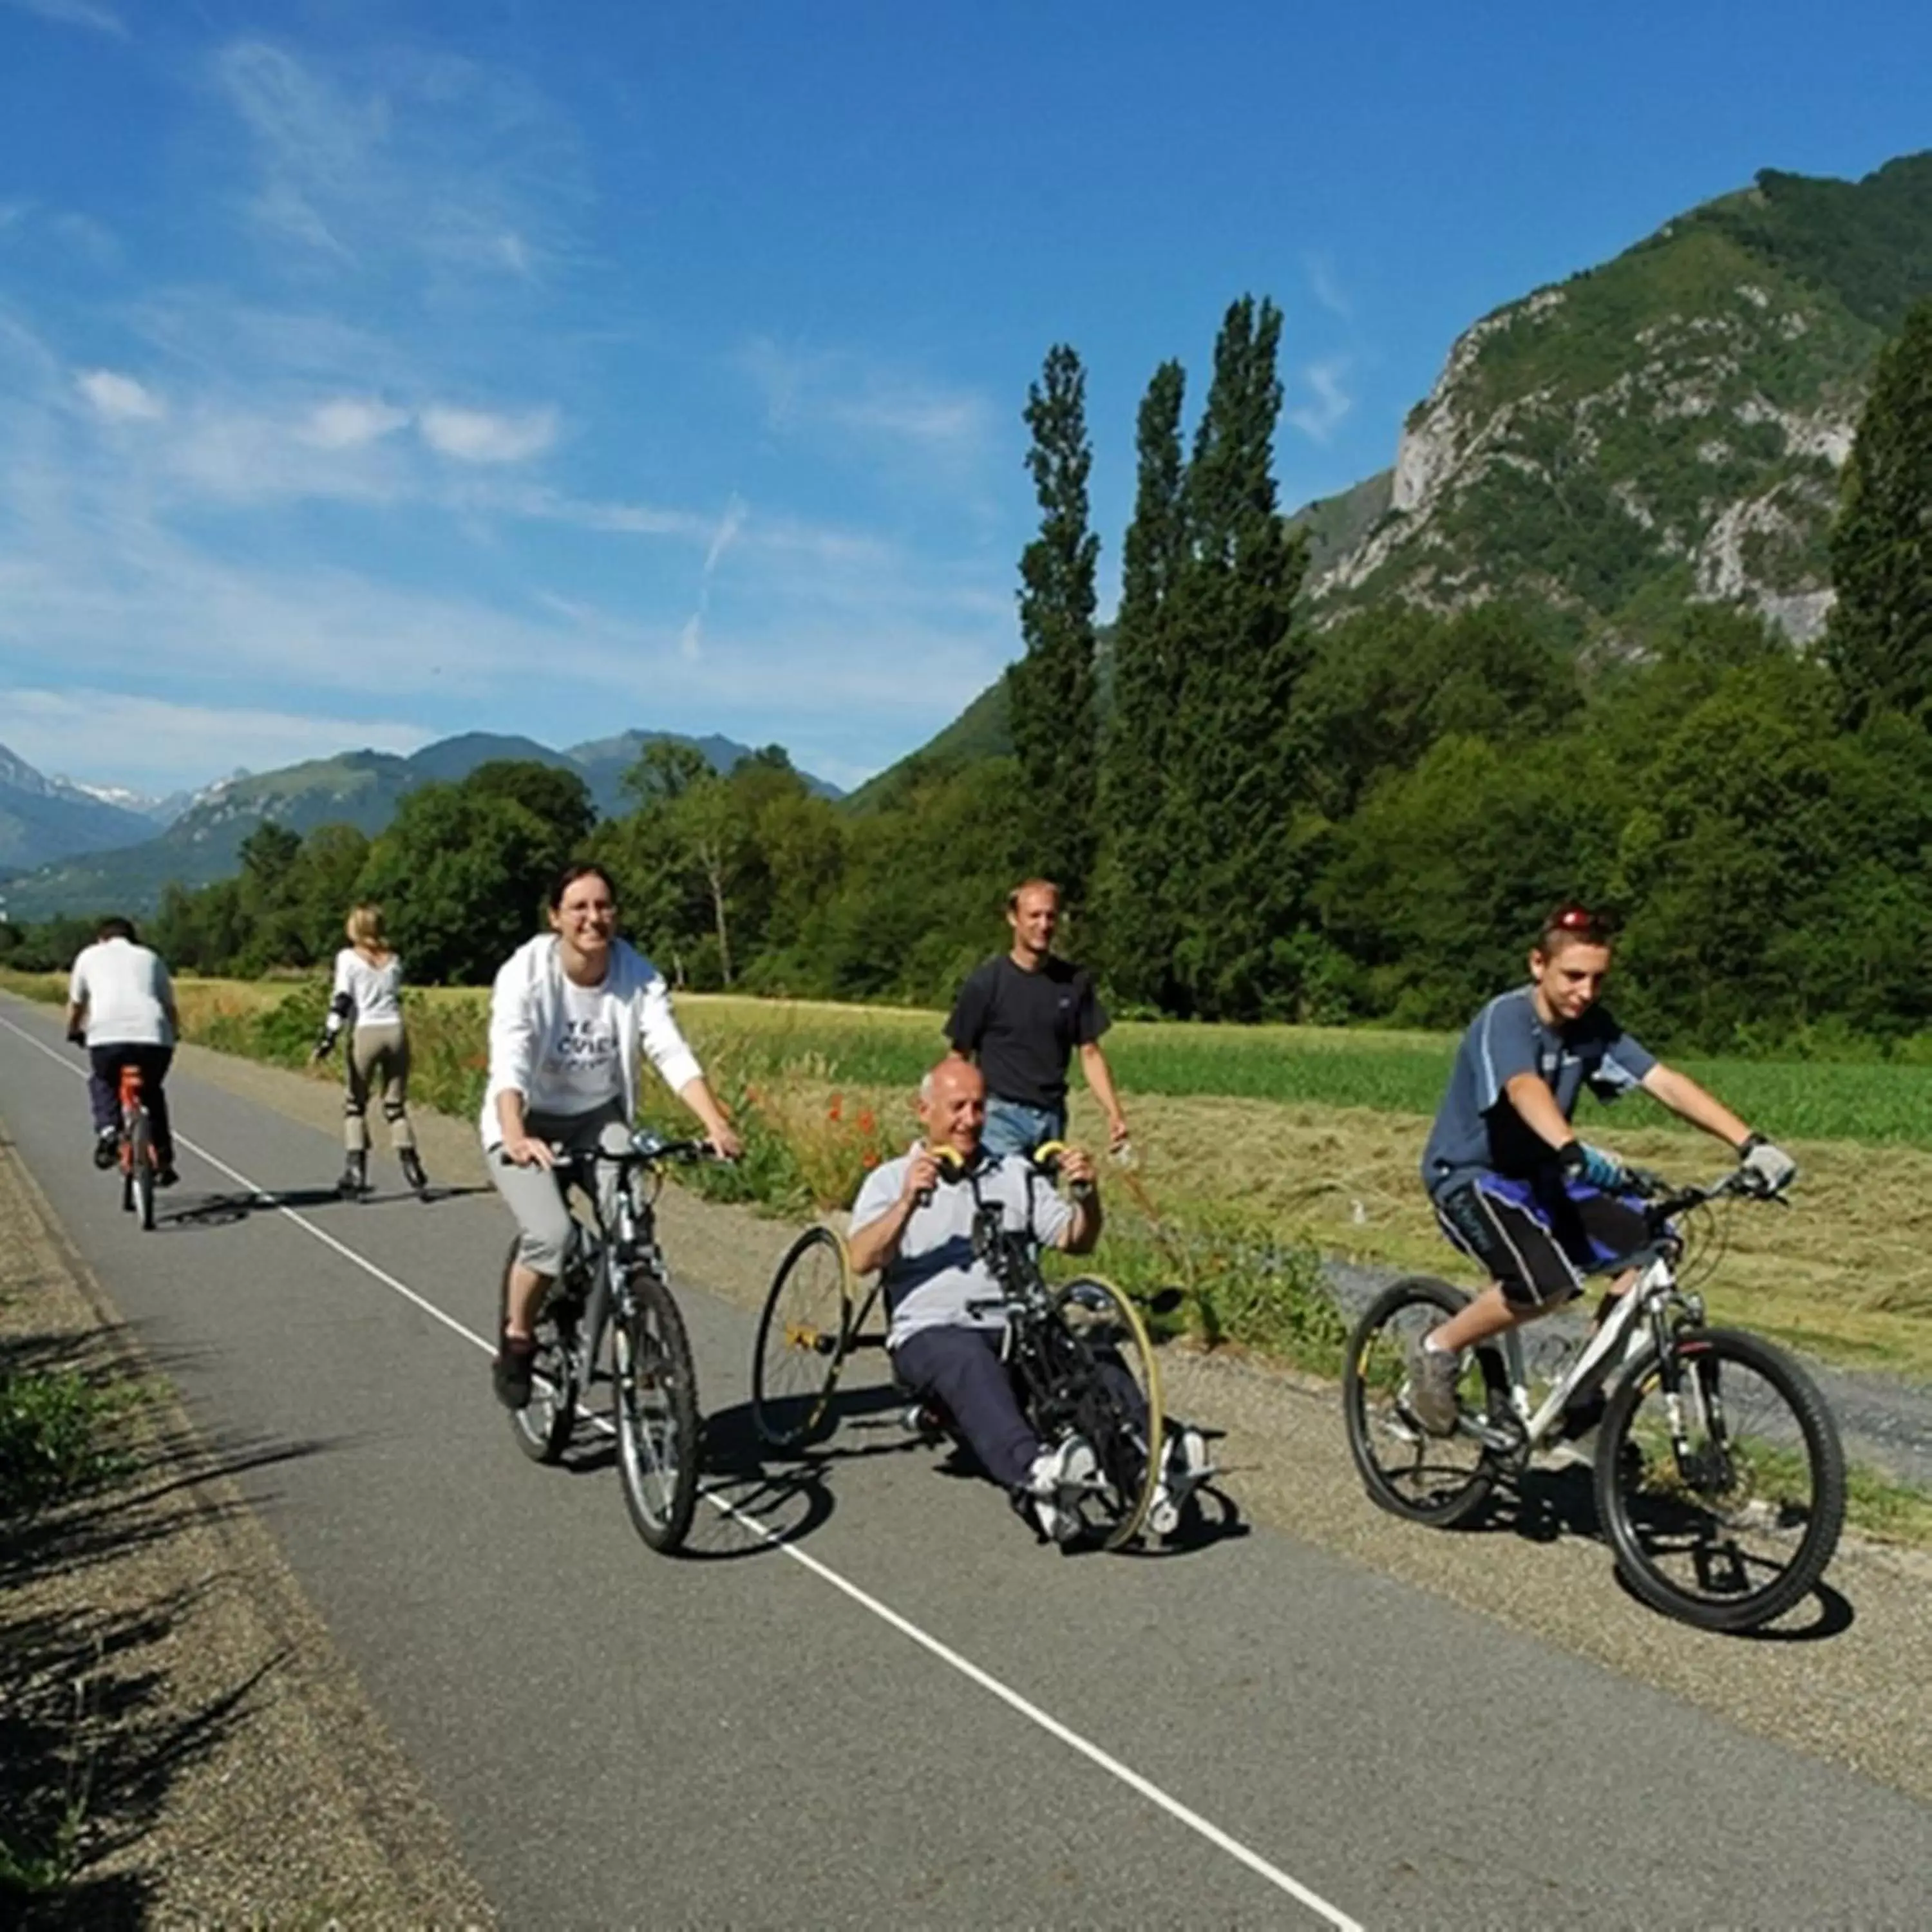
[69,938,175,1048]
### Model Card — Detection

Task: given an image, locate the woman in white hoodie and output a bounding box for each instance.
[484,862,741,1408]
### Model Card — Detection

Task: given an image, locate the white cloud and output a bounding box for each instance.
[703,494,748,575]
[75,368,165,422]
[419,403,557,464]
[301,396,410,450]
[0,688,431,795]
[741,336,992,464]
[1,0,126,38]
[1305,252,1352,319]
[1287,358,1354,444]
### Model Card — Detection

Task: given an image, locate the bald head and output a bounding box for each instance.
[919,1057,986,1158]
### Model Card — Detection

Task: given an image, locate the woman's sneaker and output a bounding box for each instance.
[1025,1435,1098,1545]
[493,1334,538,1410]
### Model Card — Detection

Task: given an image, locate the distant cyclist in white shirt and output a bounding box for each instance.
[483,862,743,1409]
[66,916,182,1186]
[311,904,428,1200]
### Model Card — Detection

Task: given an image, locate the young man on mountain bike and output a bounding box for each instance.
[66,915,182,1187]
[848,1057,1206,1542]
[1409,904,1797,1437]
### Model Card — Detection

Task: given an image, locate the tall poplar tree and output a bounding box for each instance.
[1094,359,1188,1004]
[1008,343,1101,898]
[1166,295,1311,1019]
[1825,297,1932,728]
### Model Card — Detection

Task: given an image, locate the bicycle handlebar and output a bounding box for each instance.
[547,1133,724,1170]
[1627,1166,1788,1224]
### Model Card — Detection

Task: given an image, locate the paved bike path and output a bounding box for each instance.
[4,999,1927,1929]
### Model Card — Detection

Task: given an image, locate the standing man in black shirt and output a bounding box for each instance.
[945,878,1130,1160]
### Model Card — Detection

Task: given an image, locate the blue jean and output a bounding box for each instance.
[981,1095,1065,1160]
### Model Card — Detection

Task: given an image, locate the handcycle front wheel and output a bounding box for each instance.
[1050,1274,1164,1551]
[1595,1327,1846,1632]
[1342,1276,1505,1528]
[499,1238,580,1464]
[613,1267,701,1553]
[752,1224,853,1450]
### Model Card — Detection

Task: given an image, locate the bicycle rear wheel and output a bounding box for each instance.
[128,1109,155,1232]
[499,1238,579,1464]
[1052,1276,1164,1551]
[1596,1327,1846,1632]
[613,1269,701,1553]
[752,1225,852,1449]
[1342,1277,1502,1527]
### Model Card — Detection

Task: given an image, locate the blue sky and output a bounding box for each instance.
[1,1,1927,796]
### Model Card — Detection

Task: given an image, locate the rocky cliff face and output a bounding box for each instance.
[1305,155,1932,641]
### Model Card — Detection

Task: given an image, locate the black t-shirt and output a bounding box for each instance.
[944,954,1109,1109]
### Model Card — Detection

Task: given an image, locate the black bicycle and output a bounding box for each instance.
[1343,1166,1846,1631]
[498,1130,714,1554]
[752,1148,1169,1549]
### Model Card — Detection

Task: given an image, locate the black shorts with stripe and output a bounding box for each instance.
[1433,1173,1651,1311]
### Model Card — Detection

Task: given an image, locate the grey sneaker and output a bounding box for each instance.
[1406,1332,1463,1438]
[1027,1435,1098,1545]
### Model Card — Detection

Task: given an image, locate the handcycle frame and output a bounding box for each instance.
[753,1146,1168,1549]
[501,1128,715,1553]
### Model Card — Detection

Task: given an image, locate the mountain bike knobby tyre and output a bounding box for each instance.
[1343,1276,1505,1528]
[613,1267,701,1553]
[126,1109,155,1232]
[1595,1327,1846,1633]
[1052,1276,1164,1550]
[499,1237,579,1464]
[752,1224,852,1450]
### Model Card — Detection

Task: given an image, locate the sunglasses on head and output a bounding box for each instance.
[1546,904,1616,940]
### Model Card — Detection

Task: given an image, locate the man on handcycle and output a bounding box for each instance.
[848,1057,1206,1543]
[1409,902,1797,1437]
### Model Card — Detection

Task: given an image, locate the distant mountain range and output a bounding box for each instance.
[0,730,840,919]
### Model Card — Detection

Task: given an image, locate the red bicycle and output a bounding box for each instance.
[116,1060,158,1232]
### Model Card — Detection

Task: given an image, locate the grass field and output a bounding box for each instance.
[10,971,1931,1385]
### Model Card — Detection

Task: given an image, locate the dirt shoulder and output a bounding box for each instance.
[0,1118,494,1929]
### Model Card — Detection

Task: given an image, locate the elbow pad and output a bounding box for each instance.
[327,991,354,1023]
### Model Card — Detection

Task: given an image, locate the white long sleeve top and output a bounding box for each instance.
[479,934,704,1146]
[324,947,404,1037]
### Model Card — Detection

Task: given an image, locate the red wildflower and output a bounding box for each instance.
[828,1092,844,1122]
[856,1109,876,1135]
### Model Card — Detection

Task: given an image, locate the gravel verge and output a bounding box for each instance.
[0,1113,495,1929]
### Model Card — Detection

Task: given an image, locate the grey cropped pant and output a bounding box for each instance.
[488,1099,630,1278]
[344,1021,415,1153]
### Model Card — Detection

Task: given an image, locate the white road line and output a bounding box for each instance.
[1,1007,1365,1931]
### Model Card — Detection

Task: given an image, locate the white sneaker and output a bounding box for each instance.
[1148,1423,1215,1537]
[1026,1435,1098,1545]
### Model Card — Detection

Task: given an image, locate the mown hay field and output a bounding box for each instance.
[9,973,1930,1381]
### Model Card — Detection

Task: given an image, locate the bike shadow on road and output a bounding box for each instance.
[160,1183,493,1227]
[1466,1461,1858,1642]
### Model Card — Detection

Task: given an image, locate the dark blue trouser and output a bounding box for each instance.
[892,1325,1040,1490]
[88,1043,175,1164]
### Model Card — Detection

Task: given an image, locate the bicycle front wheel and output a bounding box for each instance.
[1596,1327,1846,1632]
[128,1110,155,1232]
[500,1238,578,1464]
[613,1269,701,1553]
[752,1225,852,1450]
[1054,1276,1164,1551]
[1342,1277,1501,1528]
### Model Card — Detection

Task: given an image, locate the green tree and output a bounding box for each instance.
[1007,343,1100,898]
[465,759,596,855]
[1824,296,1932,726]
[1094,359,1188,1006]
[1166,295,1312,1018]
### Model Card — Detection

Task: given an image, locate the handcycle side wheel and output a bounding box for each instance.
[1052,1274,1164,1551]
[752,1224,853,1450]
[1595,1327,1846,1632]
[127,1111,155,1232]
[613,1267,701,1554]
[499,1237,580,1464]
[1341,1276,1504,1528]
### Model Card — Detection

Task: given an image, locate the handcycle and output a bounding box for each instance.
[115,1060,159,1233]
[750,1144,1174,1549]
[1342,1165,1846,1631]
[497,1128,716,1554]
